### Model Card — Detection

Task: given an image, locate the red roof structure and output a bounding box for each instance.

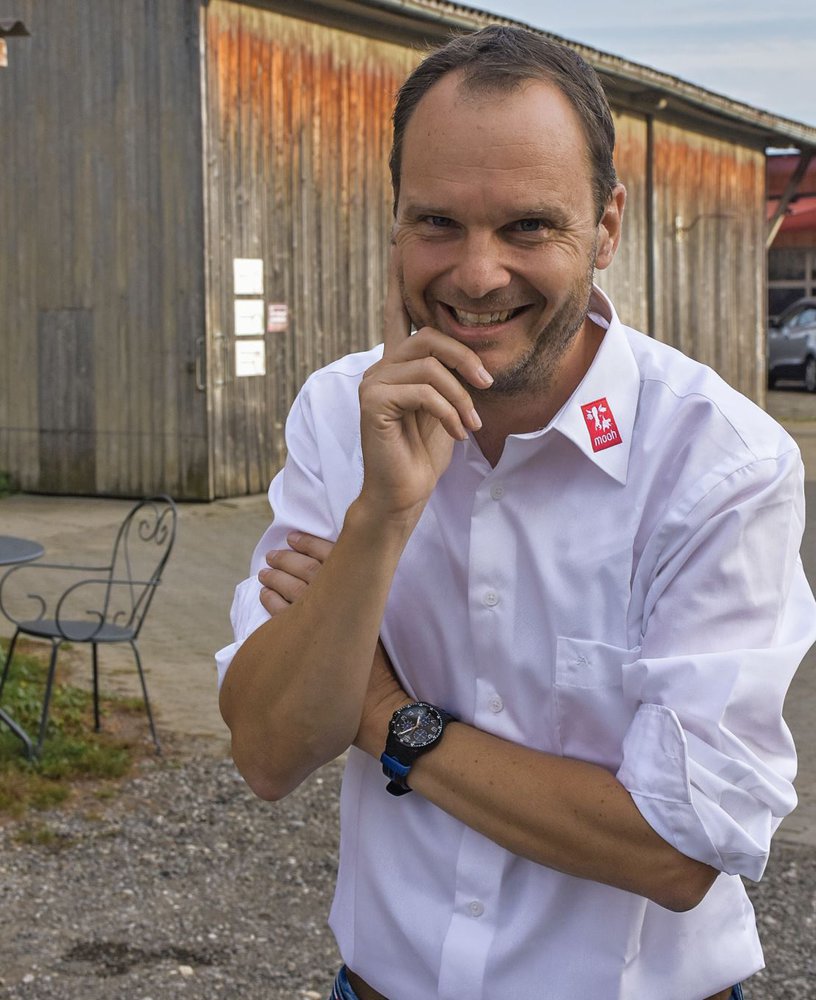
[767,153,816,236]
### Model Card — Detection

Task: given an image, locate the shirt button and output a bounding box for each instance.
[483,591,499,607]
[490,483,505,500]
[488,695,504,713]
[468,900,485,917]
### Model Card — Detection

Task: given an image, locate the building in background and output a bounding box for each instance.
[2,0,815,499]
[767,153,816,317]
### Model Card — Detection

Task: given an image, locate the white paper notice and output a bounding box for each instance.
[234,298,265,336]
[233,258,264,296]
[235,340,266,377]
[267,303,289,333]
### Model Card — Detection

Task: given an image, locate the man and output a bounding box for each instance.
[216,26,815,1000]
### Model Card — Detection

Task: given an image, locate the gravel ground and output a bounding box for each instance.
[0,743,814,1000]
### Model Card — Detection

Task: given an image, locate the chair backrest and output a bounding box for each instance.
[106,495,178,636]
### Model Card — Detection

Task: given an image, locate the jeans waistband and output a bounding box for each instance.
[329,966,745,1000]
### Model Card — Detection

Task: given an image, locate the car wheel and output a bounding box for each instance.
[768,369,777,389]
[806,357,816,393]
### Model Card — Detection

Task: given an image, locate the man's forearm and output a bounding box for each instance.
[219,500,415,800]
[356,671,718,912]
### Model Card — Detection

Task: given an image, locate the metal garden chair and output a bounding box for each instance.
[0,495,177,754]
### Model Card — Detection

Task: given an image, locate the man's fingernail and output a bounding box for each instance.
[288,531,301,545]
[470,409,482,430]
[478,366,494,385]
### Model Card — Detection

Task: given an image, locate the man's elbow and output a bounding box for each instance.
[230,738,308,802]
[652,858,719,913]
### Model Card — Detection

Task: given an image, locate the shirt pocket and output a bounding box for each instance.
[553,636,641,770]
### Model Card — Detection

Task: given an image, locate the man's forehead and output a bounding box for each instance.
[401,74,592,186]
[406,71,586,149]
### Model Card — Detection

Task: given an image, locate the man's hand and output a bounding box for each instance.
[258,531,333,617]
[355,248,493,522]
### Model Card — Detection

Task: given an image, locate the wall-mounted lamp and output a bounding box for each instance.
[673,213,736,242]
[0,19,30,69]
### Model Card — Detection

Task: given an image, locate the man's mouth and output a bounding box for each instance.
[448,305,525,327]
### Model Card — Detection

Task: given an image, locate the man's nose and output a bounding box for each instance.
[450,234,512,301]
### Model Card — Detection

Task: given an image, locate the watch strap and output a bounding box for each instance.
[381,705,454,796]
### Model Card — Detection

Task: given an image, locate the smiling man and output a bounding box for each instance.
[216,26,815,1000]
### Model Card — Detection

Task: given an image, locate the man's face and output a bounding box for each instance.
[393,72,622,397]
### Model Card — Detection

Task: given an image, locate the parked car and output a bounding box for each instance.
[768,297,816,392]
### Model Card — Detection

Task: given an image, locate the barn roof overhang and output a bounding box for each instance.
[246,0,816,154]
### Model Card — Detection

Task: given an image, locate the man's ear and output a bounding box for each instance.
[595,184,626,271]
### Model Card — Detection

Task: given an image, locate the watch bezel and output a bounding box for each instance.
[389,701,446,749]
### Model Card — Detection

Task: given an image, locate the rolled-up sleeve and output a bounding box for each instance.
[214,381,345,689]
[617,450,816,880]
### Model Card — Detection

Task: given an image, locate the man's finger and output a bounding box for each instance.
[383,243,411,357]
[258,565,309,603]
[286,531,335,565]
[260,586,291,617]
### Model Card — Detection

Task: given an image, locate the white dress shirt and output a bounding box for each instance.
[216,288,816,1000]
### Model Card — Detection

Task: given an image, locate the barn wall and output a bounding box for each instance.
[650,121,766,401]
[0,0,777,499]
[596,110,649,333]
[0,0,209,498]
[203,0,419,496]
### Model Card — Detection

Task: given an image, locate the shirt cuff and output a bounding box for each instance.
[214,575,270,689]
[616,702,793,880]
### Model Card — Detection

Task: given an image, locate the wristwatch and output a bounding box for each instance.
[380,701,454,796]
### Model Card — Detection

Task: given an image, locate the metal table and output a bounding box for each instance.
[0,535,44,567]
[0,535,45,756]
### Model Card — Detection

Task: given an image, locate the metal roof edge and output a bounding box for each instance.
[348,0,816,150]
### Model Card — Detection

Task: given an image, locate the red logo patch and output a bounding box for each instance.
[581,397,622,452]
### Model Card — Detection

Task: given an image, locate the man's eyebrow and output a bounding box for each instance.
[400,202,451,216]
[400,200,568,222]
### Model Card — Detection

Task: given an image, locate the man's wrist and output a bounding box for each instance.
[346,493,425,543]
[355,691,411,758]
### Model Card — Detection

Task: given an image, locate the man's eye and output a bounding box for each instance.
[513,219,547,233]
[424,216,453,228]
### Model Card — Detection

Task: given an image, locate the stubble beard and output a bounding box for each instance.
[398,254,597,402]
[463,254,597,402]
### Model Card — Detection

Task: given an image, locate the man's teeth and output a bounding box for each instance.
[453,307,516,327]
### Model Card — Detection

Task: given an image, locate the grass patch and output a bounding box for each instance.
[0,470,18,498]
[0,639,150,818]
[13,821,77,851]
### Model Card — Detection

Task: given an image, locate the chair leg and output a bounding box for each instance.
[0,628,21,699]
[130,640,161,754]
[92,643,101,731]
[36,639,61,754]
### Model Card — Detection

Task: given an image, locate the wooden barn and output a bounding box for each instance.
[2,0,815,499]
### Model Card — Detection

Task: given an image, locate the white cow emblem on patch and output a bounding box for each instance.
[581,396,622,453]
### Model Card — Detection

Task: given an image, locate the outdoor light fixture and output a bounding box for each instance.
[0,19,30,68]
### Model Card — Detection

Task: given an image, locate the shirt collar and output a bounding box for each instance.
[550,286,640,486]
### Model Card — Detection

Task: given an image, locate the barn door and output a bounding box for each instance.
[37,308,96,494]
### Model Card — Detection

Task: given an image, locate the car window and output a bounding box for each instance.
[798,308,816,326]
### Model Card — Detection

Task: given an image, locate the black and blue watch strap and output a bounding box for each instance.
[380,753,413,796]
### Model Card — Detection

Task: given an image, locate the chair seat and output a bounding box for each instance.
[18,619,135,643]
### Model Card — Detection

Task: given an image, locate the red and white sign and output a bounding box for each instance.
[581,397,622,452]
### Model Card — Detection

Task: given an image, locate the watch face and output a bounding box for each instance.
[392,703,443,748]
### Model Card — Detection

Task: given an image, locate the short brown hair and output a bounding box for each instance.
[390,25,617,220]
